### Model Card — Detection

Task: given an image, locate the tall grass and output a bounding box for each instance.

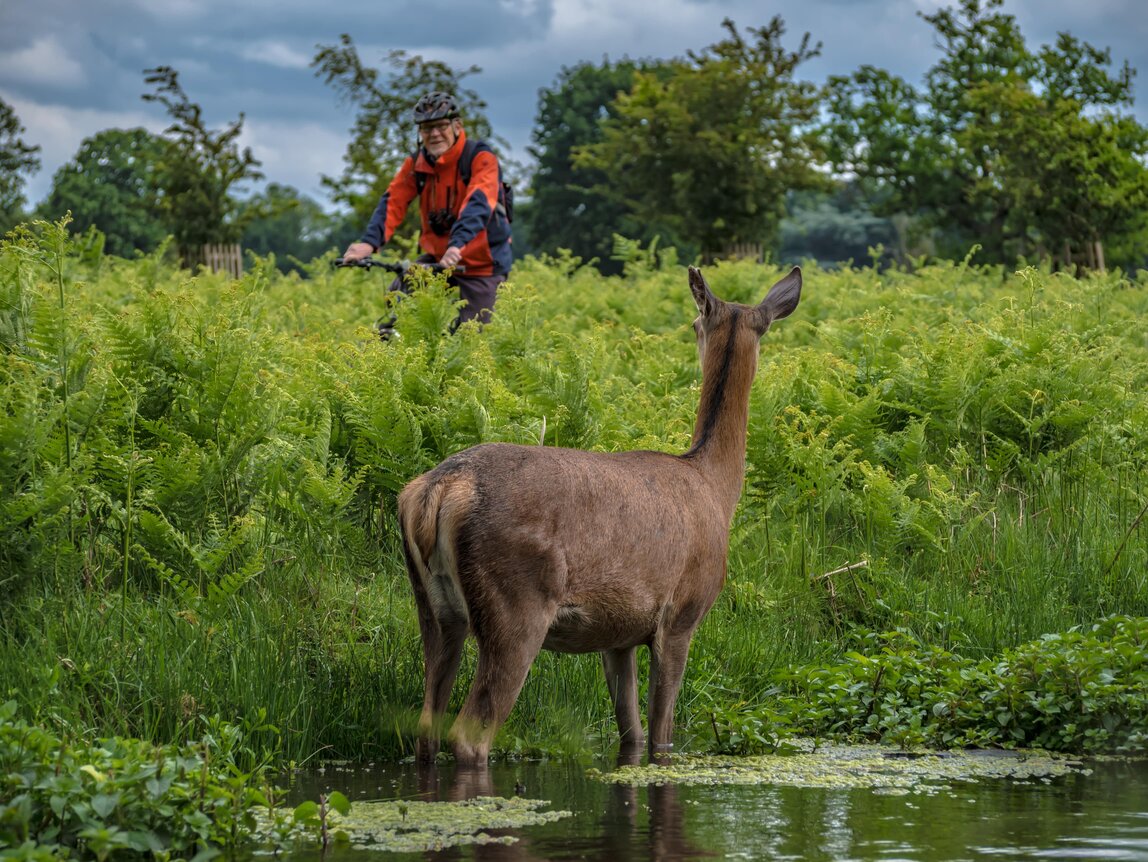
[1,220,1145,760]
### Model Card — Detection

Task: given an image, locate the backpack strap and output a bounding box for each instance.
[459,140,511,221]
[413,149,428,195]
[459,138,484,183]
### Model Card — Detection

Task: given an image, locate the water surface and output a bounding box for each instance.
[278,754,1148,860]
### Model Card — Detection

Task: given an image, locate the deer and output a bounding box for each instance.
[397,264,802,766]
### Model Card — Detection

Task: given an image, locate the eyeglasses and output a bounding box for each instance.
[419,121,454,136]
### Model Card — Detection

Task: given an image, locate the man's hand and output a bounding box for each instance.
[440,246,463,268]
[343,241,374,261]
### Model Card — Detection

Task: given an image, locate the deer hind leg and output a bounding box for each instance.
[415,606,468,762]
[602,647,644,751]
[448,609,552,767]
[405,541,469,762]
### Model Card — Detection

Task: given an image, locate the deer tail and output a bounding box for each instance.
[398,470,477,622]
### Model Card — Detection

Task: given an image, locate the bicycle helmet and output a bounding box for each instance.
[413,92,461,125]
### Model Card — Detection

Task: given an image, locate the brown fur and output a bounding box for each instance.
[397,265,803,765]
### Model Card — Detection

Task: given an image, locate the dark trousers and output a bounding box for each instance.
[388,253,506,331]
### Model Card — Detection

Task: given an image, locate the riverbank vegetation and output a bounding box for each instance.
[0,702,329,860]
[2,220,1146,768]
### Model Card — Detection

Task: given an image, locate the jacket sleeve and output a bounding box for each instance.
[448,149,501,249]
[360,157,419,250]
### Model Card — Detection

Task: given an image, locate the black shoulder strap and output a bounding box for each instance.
[458,139,486,184]
[413,150,427,194]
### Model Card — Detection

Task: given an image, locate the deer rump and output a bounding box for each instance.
[400,442,727,657]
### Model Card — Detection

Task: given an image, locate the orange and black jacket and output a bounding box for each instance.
[360,130,512,277]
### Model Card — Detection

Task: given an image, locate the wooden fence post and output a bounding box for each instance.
[722,242,763,263]
[201,243,244,278]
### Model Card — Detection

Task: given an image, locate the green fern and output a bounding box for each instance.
[134,509,263,605]
[133,542,198,604]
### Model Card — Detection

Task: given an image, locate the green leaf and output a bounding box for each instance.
[326,790,351,816]
[90,792,120,819]
[125,830,165,853]
[145,775,173,798]
[293,800,319,822]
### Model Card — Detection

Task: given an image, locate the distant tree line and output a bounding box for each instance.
[524,0,1148,271]
[0,98,41,236]
[2,0,1146,273]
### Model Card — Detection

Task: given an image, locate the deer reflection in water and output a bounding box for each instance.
[414,752,708,862]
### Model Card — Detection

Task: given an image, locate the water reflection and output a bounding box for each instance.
[599,751,710,861]
[282,755,1148,861]
[406,752,708,861]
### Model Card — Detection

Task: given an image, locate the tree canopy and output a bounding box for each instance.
[0,98,41,234]
[141,66,267,255]
[37,128,168,258]
[525,58,661,272]
[573,17,825,259]
[6,2,1146,273]
[820,0,1148,267]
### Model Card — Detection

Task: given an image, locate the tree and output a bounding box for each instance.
[0,97,41,233]
[240,183,352,272]
[779,184,898,267]
[312,35,497,223]
[37,128,168,257]
[822,0,1148,267]
[960,80,1148,269]
[141,66,266,257]
[526,59,662,272]
[574,17,825,259]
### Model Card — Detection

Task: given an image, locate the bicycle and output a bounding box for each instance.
[333,256,465,341]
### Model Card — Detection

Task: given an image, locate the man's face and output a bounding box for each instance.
[419,119,459,158]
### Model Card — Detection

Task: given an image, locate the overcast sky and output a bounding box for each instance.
[2,0,1146,215]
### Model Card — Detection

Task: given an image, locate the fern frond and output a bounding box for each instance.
[133,542,197,604]
[205,548,265,607]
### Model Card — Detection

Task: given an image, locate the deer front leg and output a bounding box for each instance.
[647,630,695,757]
[602,647,644,751]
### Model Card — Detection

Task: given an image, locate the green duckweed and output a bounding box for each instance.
[588,743,1089,791]
[328,796,572,853]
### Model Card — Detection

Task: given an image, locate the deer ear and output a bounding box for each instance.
[688,266,717,317]
[758,266,802,324]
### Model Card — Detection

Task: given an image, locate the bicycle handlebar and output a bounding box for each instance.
[333,257,465,274]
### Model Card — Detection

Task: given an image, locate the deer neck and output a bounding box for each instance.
[684,321,758,522]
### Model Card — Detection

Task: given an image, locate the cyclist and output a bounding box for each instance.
[341,91,512,336]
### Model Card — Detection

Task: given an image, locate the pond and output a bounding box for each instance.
[273,748,1148,861]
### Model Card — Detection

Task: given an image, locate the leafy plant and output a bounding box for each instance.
[760,616,1148,753]
[1,703,263,858]
[291,791,351,849]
